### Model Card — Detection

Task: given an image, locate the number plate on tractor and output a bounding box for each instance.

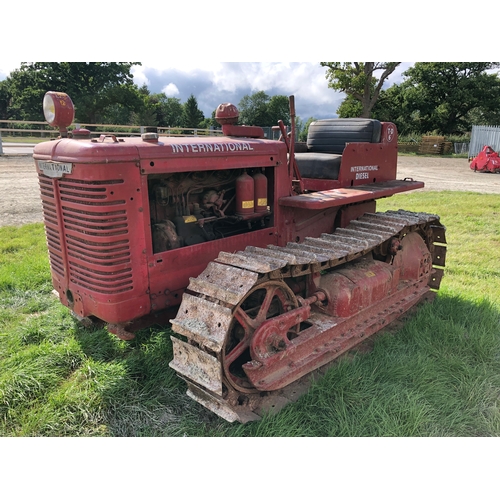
[38,161,73,178]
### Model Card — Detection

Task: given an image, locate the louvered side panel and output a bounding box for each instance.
[57,178,134,295]
[38,175,66,280]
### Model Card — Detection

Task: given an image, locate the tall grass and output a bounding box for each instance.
[0,193,499,437]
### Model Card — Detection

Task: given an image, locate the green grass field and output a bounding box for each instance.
[0,191,499,437]
[0,136,55,144]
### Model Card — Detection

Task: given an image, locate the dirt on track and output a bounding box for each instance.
[1,154,500,228]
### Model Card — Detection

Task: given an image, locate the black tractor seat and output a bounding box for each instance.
[294,118,382,180]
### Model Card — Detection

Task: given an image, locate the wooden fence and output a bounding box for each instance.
[0,119,224,139]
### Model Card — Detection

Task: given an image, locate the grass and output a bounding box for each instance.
[0,136,55,144]
[0,193,499,437]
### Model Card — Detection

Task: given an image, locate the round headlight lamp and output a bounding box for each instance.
[43,91,75,134]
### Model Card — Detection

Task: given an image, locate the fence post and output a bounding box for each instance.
[0,131,3,155]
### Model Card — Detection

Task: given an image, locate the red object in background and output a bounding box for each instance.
[470,145,500,173]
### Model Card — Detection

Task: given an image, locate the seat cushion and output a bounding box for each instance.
[307,118,382,154]
[295,152,342,180]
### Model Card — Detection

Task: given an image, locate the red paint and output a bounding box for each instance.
[235,171,255,215]
[253,171,268,212]
[33,96,425,336]
[243,234,431,391]
[470,145,500,173]
[43,91,75,129]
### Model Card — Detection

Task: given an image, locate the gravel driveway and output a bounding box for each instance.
[396,155,500,193]
[1,154,499,228]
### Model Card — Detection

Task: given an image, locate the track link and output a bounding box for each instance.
[169,210,447,422]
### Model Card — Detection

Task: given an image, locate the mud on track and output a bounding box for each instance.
[1,154,500,228]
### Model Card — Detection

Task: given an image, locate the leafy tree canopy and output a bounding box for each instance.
[296,116,317,142]
[128,85,185,128]
[238,91,271,126]
[6,62,142,123]
[155,95,184,128]
[372,62,500,135]
[238,91,290,127]
[199,109,220,130]
[268,95,291,127]
[398,62,500,135]
[333,62,500,136]
[0,79,11,120]
[336,95,364,118]
[321,62,401,118]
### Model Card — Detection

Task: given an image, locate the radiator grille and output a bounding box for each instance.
[38,174,134,295]
[38,176,66,278]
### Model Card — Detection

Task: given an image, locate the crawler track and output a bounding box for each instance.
[170,210,447,422]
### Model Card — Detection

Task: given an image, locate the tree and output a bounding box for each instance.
[0,79,12,120]
[397,62,500,135]
[238,91,291,127]
[296,116,317,142]
[181,94,204,129]
[370,84,414,135]
[238,91,271,126]
[336,95,363,118]
[467,106,500,129]
[267,95,290,126]
[124,84,158,127]
[199,109,220,130]
[6,62,142,123]
[155,95,183,127]
[320,62,401,118]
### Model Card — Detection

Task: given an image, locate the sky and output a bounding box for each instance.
[0,61,413,121]
[0,6,494,487]
[0,2,488,122]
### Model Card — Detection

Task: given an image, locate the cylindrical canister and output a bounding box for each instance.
[253,171,268,213]
[235,171,254,216]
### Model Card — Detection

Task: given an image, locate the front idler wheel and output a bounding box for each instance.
[222,281,299,393]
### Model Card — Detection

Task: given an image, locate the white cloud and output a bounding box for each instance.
[162,83,180,97]
[208,63,307,93]
[139,61,222,74]
[0,61,22,80]
[1,61,414,120]
[131,66,150,87]
[129,62,348,118]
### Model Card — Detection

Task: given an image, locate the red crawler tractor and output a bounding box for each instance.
[34,92,446,422]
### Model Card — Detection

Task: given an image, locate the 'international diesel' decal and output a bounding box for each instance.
[350,165,379,180]
[171,142,255,154]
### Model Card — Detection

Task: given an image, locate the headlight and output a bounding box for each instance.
[43,91,75,129]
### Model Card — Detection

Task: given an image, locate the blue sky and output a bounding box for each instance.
[0,61,413,120]
[132,62,413,119]
[0,3,484,121]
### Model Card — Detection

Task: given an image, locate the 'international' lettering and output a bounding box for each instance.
[350,165,379,172]
[171,142,254,154]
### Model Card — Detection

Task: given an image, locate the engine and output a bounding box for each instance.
[149,167,271,253]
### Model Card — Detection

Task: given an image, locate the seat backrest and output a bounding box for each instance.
[307,118,382,154]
